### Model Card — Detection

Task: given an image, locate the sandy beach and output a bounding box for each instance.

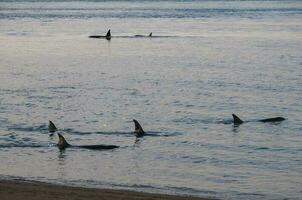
[0,180,217,200]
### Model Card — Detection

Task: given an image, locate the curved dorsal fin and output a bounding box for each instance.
[106,29,111,40]
[57,133,70,150]
[133,119,145,137]
[232,114,243,125]
[48,120,57,132]
[149,32,152,37]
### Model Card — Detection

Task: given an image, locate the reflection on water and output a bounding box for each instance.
[133,138,142,147]
[57,150,67,179]
[58,150,67,161]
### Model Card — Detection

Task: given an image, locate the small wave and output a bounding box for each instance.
[47,86,76,90]
[0,143,46,148]
[0,132,51,148]
[144,131,182,137]
[173,117,233,125]
[237,192,266,198]
[7,124,47,133]
[62,129,181,137]
[62,129,133,136]
[74,179,219,198]
[237,144,288,152]
[1,4,301,19]
[113,35,187,38]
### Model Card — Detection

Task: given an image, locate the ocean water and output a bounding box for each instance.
[0,0,302,199]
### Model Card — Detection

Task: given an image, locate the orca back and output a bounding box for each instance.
[57,133,118,150]
[78,145,119,150]
[259,117,285,123]
[89,35,103,38]
[89,29,111,40]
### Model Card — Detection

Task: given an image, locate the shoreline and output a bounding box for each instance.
[0,179,219,200]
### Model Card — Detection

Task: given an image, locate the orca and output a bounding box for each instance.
[57,133,119,150]
[134,32,152,37]
[89,29,111,40]
[48,120,57,133]
[133,119,145,137]
[232,114,286,126]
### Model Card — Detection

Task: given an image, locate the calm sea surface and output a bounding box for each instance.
[0,0,302,199]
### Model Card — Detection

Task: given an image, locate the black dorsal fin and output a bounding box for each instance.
[106,29,111,40]
[57,133,70,150]
[133,119,145,137]
[48,120,57,132]
[232,114,243,125]
[149,32,152,37]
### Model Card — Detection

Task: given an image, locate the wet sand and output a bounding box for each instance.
[0,180,218,200]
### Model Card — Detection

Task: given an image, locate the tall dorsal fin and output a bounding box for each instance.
[106,29,111,40]
[48,120,57,132]
[133,119,145,137]
[149,32,152,37]
[232,114,243,125]
[57,133,70,150]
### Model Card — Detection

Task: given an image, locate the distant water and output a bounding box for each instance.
[0,0,302,199]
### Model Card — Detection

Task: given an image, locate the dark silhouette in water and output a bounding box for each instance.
[89,29,111,40]
[232,114,243,125]
[57,133,119,150]
[48,120,57,135]
[232,114,286,126]
[134,32,152,37]
[133,119,145,137]
[48,120,57,132]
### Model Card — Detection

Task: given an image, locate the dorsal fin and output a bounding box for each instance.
[133,119,145,137]
[57,133,70,150]
[48,120,57,132]
[149,32,152,37]
[106,29,111,40]
[232,114,243,125]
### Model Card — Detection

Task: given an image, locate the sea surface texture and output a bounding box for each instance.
[0,0,301,199]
